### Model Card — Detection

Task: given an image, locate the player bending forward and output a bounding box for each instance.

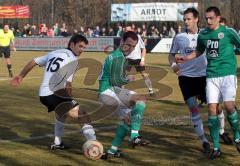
[11,34,97,149]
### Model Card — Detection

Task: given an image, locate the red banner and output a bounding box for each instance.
[0,6,30,18]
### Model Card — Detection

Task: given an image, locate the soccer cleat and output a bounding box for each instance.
[49,142,65,150]
[234,139,240,153]
[220,132,233,145]
[101,150,121,160]
[209,149,221,160]
[129,136,150,148]
[202,141,211,153]
[149,89,155,97]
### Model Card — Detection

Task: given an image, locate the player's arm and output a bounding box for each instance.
[139,36,146,66]
[11,59,37,86]
[65,81,72,96]
[168,36,181,74]
[228,28,240,50]
[10,31,16,51]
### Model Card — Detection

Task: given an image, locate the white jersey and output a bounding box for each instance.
[126,34,145,60]
[170,30,207,77]
[34,49,78,96]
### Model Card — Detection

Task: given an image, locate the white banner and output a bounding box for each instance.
[151,38,173,53]
[111,3,198,22]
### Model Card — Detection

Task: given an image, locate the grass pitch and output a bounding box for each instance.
[0,51,239,165]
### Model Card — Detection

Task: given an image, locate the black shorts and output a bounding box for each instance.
[0,46,10,58]
[178,76,206,103]
[40,94,79,113]
[126,59,145,72]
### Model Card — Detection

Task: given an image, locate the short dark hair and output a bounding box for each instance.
[184,7,199,18]
[68,34,88,48]
[122,31,138,42]
[206,6,221,16]
[220,17,227,24]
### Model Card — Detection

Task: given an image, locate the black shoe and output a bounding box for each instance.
[220,132,233,145]
[49,142,65,150]
[209,149,221,160]
[129,136,150,148]
[235,139,240,153]
[202,141,211,153]
[101,150,121,160]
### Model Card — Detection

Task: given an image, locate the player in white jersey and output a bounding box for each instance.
[169,8,221,155]
[125,26,155,96]
[11,34,97,149]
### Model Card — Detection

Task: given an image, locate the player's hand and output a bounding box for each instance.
[10,75,23,86]
[12,47,16,52]
[127,75,135,82]
[171,63,181,75]
[175,55,185,63]
[140,60,145,66]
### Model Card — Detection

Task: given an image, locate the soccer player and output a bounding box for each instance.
[169,7,210,153]
[124,25,155,96]
[11,34,97,149]
[176,6,240,159]
[99,31,149,159]
[0,24,16,78]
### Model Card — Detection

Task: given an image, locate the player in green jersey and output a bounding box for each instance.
[176,6,240,159]
[99,31,149,159]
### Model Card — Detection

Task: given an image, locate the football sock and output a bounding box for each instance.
[208,115,220,150]
[82,124,96,141]
[130,101,145,139]
[227,110,240,141]
[111,123,130,152]
[191,112,208,143]
[54,119,64,145]
[144,77,153,91]
[218,110,225,135]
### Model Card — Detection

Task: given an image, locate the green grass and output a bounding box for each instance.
[0,51,240,165]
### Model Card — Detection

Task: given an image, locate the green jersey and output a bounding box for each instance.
[99,48,129,93]
[196,25,240,78]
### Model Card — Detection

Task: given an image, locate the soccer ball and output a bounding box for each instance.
[82,140,103,160]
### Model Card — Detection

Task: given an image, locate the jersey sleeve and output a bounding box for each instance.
[34,54,48,67]
[169,36,179,55]
[228,28,240,48]
[196,34,206,54]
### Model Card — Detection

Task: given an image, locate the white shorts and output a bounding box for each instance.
[99,86,136,119]
[206,75,237,103]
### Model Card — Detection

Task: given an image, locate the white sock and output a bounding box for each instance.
[218,110,225,135]
[144,77,153,91]
[82,124,96,141]
[191,113,208,143]
[54,119,64,145]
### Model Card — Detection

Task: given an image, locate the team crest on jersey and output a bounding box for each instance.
[218,32,224,39]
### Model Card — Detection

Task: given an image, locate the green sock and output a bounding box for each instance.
[208,115,220,150]
[227,110,240,141]
[130,101,146,139]
[110,122,130,152]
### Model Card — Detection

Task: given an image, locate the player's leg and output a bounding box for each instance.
[206,77,221,159]
[186,97,210,153]
[221,75,240,151]
[217,108,233,145]
[134,59,154,96]
[3,46,13,78]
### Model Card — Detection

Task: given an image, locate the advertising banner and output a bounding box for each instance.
[0,6,30,18]
[111,3,197,21]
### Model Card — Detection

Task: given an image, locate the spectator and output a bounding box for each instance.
[93,26,100,37]
[100,27,107,36]
[161,26,169,38]
[53,23,60,36]
[116,25,123,37]
[168,27,176,38]
[108,27,115,36]
[30,25,39,36]
[60,22,68,37]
